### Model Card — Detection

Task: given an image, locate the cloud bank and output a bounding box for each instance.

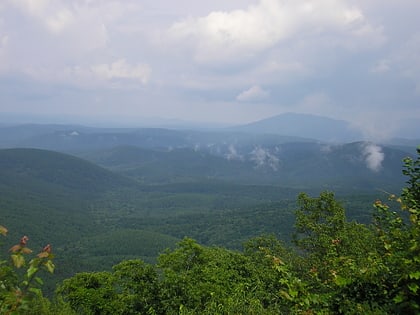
[167,0,383,64]
[0,0,419,136]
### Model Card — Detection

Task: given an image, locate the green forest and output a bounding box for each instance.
[1,148,419,314]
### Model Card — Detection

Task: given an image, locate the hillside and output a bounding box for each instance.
[0,148,135,195]
[0,148,305,285]
[80,142,411,193]
[0,136,415,294]
[0,148,140,252]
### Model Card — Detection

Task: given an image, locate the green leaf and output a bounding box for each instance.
[44,260,55,273]
[289,288,299,298]
[384,242,391,251]
[27,265,38,279]
[11,253,25,268]
[0,225,7,236]
[334,275,351,287]
[409,271,420,280]
[408,283,419,294]
[393,293,404,304]
[34,276,43,285]
[28,287,42,296]
[279,290,292,301]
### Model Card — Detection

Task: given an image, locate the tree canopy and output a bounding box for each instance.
[1,147,419,314]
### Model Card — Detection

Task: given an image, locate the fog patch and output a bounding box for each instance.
[320,144,333,153]
[226,145,243,161]
[250,146,279,171]
[361,143,384,172]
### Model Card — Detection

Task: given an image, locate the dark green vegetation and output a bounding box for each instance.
[1,148,419,314]
[78,142,407,192]
[0,122,418,313]
[0,148,305,280]
[1,143,408,279]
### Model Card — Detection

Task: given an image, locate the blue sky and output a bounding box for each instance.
[0,0,419,138]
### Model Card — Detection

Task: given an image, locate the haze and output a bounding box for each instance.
[0,0,419,139]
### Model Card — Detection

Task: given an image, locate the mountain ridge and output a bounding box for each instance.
[230,112,364,142]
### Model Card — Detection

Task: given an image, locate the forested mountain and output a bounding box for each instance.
[1,149,419,314]
[79,142,410,192]
[0,119,418,313]
[0,148,301,283]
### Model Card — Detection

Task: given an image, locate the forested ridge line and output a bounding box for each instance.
[1,147,419,314]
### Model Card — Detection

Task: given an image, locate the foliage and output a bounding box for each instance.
[0,227,57,314]
[372,147,420,313]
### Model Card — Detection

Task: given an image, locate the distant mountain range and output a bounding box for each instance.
[0,138,412,195]
[0,112,416,195]
[1,113,417,151]
[0,138,416,287]
[230,113,364,142]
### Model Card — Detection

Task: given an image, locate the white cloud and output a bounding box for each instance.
[167,0,383,64]
[9,0,50,16]
[91,59,151,84]
[361,143,384,172]
[45,8,74,34]
[9,0,74,34]
[236,85,270,102]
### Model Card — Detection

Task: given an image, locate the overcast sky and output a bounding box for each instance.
[0,0,419,137]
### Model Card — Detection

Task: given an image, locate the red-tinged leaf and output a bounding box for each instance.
[21,247,33,254]
[9,244,21,253]
[42,244,52,253]
[37,251,49,258]
[20,235,29,246]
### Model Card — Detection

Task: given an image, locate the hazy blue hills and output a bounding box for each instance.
[0,124,99,148]
[0,120,414,192]
[0,126,310,153]
[229,112,364,142]
[0,114,417,156]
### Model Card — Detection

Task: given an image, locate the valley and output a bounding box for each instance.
[0,114,418,295]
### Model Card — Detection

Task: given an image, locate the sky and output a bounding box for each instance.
[0,0,419,138]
